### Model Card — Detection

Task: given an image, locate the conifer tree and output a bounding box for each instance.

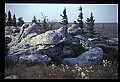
[5,13,7,26]
[77,6,85,35]
[41,12,48,29]
[86,12,95,34]
[77,6,83,29]
[13,14,17,27]
[32,15,37,24]
[17,17,24,26]
[6,10,13,26]
[60,7,68,28]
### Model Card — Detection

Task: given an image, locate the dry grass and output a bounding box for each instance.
[5,60,118,79]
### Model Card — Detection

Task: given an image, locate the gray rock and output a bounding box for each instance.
[90,38,107,46]
[19,54,51,64]
[21,23,29,29]
[63,45,74,57]
[42,44,74,63]
[23,23,39,37]
[56,26,67,38]
[9,47,40,56]
[107,41,118,46]
[8,33,38,53]
[67,24,82,36]
[7,34,19,48]
[12,28,20,34]
[74,35,87,41]
[74,35,91,45]
[5,36,12,45]
[94,45,118,61]
[7,47,51,64]
[5,75,19,79]
[62,47,103,66]
[29,30,60,47]
[18,23,39,43]
[6,53,19,64]
[7,47,41,64]
[29,26,71,50]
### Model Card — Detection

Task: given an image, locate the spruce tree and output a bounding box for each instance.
[86,12,95,34]
[13,14,17,27]
[42,19,47,29]
[6,10,13,26]
[17,17,24,27]
[41,12,48,29]
[60,7,68,28]
[77,6,83,29]
[5,13,7,26]
[32,15,37,24]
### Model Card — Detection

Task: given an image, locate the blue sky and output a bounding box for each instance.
[5,3,118,23]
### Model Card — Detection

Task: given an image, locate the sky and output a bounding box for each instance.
[5,3,118,23]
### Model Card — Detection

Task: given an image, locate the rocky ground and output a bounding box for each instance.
[5,23,118,79]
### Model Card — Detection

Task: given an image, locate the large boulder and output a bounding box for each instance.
[28,26,71,50]
[46,44,74,63]
[93,44,118,61]
[18,23,39,43]
[5,75,19,79]
[5,35,14,56]
[56,26,67,38]
[29,30,60,46]
[40,43,87,63]
[62,47,103,66]
[67,23,82,36]
[19,54,51,64]
[90,38,107,47]
[7,47,40,63]
[5,36,12,45]
[107,40,118,46]
[22,23,39,37]
[21,23,29,29]
[63,45,74,56]
[8,33,38,53]
[12,28,20,34]
[6,47,51,64]
[5,26,18,35]
[74,35,91,46]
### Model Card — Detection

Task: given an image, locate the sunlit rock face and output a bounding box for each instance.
[28,26,72,50]
[18,23,40,43]
[6,24,72,64]
[67,23,82,36]
[6,47,52,64]
[29,30,60,45]
[62,47,103,67]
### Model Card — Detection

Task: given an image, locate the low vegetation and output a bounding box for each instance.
[5,60,118,79]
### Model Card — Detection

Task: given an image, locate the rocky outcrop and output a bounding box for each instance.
[6,22,117,67]
[62,47,103,66]
[88,37,118,61]
[94,45,118,61]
